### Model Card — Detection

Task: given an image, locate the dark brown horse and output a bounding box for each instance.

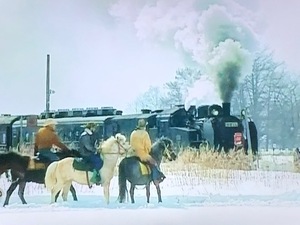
[118,137,177,204]
[0,150,81,206]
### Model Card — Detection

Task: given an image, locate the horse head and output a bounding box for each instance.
[151,137,177,162]
[159,137,177,161]
[100,133,127,155]
[115,133,128,155]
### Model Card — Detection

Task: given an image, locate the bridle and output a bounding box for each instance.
[116,140,129,155]
[162,143,174,161]
[98,139,128,155]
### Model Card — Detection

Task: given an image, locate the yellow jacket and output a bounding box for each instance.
[130,129,152,161]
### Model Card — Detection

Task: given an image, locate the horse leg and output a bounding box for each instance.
[61,182,72,201]
[103,182,110,204]
[146,184,150,203]
[5,170,11,181]
[51,184,63,204]
[154,184,162,203]
[54,185,76,203]
[3,179,20,206]
[129,184,135,203]
[54,190,61,202]
[69,184,78,201]
[17,180,27,204]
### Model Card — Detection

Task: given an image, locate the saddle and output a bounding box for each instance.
[130,156,151,175]
[72,158,100,187]
[27,157,49,170]
[139,161,151,175]
[72,158,94,172]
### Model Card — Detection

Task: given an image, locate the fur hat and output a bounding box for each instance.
[81,122,98,129]
[136,119,148,129]
[43,118,57,127]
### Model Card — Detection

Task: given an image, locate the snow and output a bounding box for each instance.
[1,153,300,225]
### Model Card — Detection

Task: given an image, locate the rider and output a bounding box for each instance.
[130,119,166,185]
[34,118,70,162]
[78,122,103,185]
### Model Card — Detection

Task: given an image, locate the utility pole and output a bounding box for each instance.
[45,54,50,119]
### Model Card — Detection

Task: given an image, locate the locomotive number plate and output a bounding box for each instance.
[225,122,238,127]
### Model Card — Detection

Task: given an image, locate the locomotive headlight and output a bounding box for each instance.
[211,109,219,116]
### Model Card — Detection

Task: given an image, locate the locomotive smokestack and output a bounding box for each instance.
[222,102,230,116]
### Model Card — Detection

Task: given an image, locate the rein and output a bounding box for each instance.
[98,140,128,155]
[162,143,173,160]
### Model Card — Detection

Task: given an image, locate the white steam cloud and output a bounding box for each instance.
[184,75,221,110]
[108,0,259,108]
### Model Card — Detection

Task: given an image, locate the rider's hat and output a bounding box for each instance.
[82,122,98,129]
[136,119,148,129]
[43,118,57,127]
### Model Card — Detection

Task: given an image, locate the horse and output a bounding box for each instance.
[45,133,127,204]
[0,149,82,206]
[118,137,177,204]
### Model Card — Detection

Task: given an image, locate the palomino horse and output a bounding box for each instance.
[118,137,177,204]
[0,150,82,206]
[45,133,127,204]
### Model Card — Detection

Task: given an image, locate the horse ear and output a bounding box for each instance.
[115,133,125,142]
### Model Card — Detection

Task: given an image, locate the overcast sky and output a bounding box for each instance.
[0,0,299,115]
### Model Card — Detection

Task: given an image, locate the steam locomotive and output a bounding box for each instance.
[0,103,258,154]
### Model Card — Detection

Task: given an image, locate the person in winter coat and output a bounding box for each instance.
[130,119,166,185]
[34,118,70,162]
[78,122,103,185]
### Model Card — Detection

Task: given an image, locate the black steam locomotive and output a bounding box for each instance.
[0,103,258,154]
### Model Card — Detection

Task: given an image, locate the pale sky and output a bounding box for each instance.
[0,0,299,115]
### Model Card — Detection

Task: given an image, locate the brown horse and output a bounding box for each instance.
[0,150,81,206]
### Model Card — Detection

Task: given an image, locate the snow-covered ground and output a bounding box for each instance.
[1,153,300,225]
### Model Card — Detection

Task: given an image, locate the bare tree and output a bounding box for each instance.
[162,68,202,107]
[130,67,202,111]
[130,86,166,112]
[233,50,300,149]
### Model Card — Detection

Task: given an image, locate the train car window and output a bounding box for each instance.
[25,132,30,142]
[75,131,80,141]
[1,133,6,144]
[32,132,36,142]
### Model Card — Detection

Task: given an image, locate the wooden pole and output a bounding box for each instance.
[45,54,50,119]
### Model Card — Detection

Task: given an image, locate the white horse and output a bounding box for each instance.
[45,133,127,204]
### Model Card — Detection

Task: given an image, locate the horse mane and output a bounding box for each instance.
[152,137,172,150]
[100,133,127,154]
[101,136,117,152]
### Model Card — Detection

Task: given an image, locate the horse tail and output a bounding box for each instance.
[45,161,59,192]
[118,159,127,203]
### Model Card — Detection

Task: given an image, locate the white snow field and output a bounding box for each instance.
[1,151,300,225]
